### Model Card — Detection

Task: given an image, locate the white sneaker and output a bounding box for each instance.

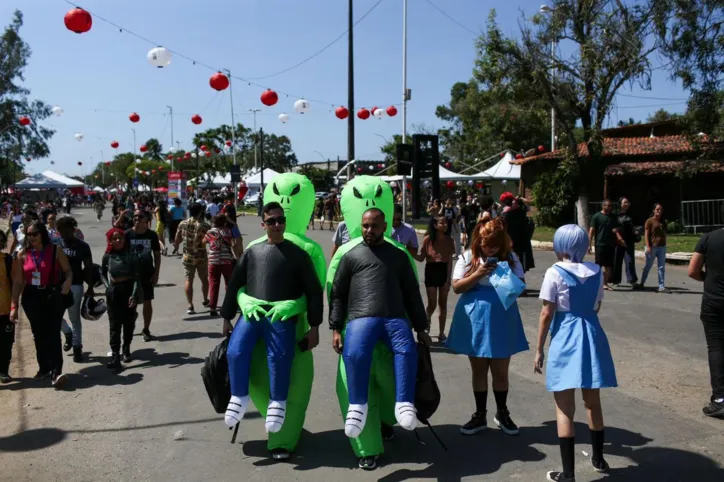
[265,400,287,433]
[395,401,418,430]
[345,403,368,438]
[224,395,249,427]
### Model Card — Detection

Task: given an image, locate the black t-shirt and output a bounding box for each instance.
[124,229,161,275]
[223,203,237,223]
[616,212,637,243]
[591,212,618,247]
[61,238,92,286]
[695,229,724,313]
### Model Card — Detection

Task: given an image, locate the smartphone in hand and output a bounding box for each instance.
[486,257,498,265]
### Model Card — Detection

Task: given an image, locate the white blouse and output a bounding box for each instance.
[539,261,604,312]
[452,250,525,286]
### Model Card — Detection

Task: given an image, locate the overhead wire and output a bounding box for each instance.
[423,0,478,36]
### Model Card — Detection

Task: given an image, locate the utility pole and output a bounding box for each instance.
[347,0,355,184]
[226,69,238,202]
[100,150,105,185]
[131,128,137,192]
[167,106,174,171]
[260,128,265,191]
[401,0,410,223]
[249,108,261,170]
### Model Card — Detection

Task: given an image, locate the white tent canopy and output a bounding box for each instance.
[42,170,84,187]
[14,173,67,190]
[380,165,486,182]
[245,168,279,186]
[92,186,105,192]
[191,168,280,188]
[470,152,520,180]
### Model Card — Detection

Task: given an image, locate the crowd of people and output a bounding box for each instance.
[0,180,722,481]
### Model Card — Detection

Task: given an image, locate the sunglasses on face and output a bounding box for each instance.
[264,216,286,226]
[26,231,39,237]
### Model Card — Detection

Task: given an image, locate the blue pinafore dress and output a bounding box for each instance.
[446,282,528,359]
[546,266,617,392]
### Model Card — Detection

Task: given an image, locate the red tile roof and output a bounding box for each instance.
[512,135,698,165]
[605,161,724,176]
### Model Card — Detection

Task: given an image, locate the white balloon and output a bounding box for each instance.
[52,106,64,116]
[279,113,290,123]
[369,165,374,171]
[468,180,474,186]
[148,47,172,68]
[389,181,397,188]
[74,133,83,141]
[373,108,385,119]
[191,153,197,158]
[169,146,178,153]
[293,99,309,114]
[456,181,463,186]
[502,179,508,185]
[135,158,142,163]
[423,180,431,188]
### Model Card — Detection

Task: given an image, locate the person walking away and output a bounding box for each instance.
[391,204,419,257]
[125,210,161,341]
[94,196,105,221]
[588,200,622,291]
[442,198,461,257]
[206,196,220,221]
[155,201,169,256]
[102,228,143,369]
[413,214,454,341]
[612,197,639,287]
[534,224,617,481]
[174,203,211,315]
[446,218,528,437]
[203,214,236,317]
[501,196,535,279]
[324,195,337,231]
[330,221,350,259]
[459,197,478,249]
[221,194,243,258]
[312,198,324,230]
[637,203,669,293]
[688,227,724,417]
[0,231,15,383]
[10,221,73,388]
[57,216,94,362]
[168,198,185,255]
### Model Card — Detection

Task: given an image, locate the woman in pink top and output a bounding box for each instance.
[10,220,73,388]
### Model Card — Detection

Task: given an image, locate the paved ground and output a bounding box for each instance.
[1,208,723,481]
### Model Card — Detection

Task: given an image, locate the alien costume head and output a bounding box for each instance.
[340,176,394,239]
[263,173,315,235]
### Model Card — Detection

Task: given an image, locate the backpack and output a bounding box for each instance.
[414,342,447,450]
[200,337,231,414]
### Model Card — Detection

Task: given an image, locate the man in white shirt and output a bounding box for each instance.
[206,197,220,219]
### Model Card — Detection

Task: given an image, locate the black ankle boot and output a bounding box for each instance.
[73,346,83,363]
[63,333,73,352]
[122,346,132,363]
[107,352,121,370]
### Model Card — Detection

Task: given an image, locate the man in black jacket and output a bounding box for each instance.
[329,208,430,439]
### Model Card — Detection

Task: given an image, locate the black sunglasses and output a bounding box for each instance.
[26,231,40,237]
[264,216,286,226]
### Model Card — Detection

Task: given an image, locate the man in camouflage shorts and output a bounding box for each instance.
[174,202,211,315]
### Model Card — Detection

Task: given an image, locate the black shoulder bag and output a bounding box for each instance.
[49,245,75,310]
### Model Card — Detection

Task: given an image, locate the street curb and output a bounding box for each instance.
[414,229,692,265]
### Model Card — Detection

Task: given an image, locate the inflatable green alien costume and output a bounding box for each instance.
[327,175,421,459]
[234,173,326,454]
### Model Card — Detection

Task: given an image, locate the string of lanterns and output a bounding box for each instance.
[61,4,401,121]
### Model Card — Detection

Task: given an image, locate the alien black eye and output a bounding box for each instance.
[290,184,301,196]
[353,187,362,199]
[272,183,280,196]
[374,185,383,198]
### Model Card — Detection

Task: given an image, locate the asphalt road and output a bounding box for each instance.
[1,208,723,482]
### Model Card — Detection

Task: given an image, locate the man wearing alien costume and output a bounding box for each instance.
[220,173,326,460]
[328,175,430,469]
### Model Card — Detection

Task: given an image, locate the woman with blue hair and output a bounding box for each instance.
[534,224,617,482]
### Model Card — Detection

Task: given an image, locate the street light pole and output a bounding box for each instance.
[347,0,355,183]
[401,0,409,222]
[540,5,556,151]
[226,69,238,202]
[167,106,175,171]
[249,108,261,170]
[131,128,137,192]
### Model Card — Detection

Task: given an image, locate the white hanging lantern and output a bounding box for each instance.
[169,146,178,153]
[502,179,508,185]
[368,165,374,171]
[74,133,84,141]
[373,108,385,119]
[148,47,172,68]
[135,158,142,163]
[279,113,290,123]
[52,106,64,116]
[293,99,309,114]
[456,181,463,186]
[423,180,431,188]
[389,181,397,188]
[191,152,197,159]
[468,180,474,186]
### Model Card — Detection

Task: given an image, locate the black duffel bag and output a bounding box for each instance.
[201,337,231,414]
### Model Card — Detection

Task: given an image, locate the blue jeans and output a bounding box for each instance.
[227,315,297,401]
[343,317,417,405]
[61,285,85,347]
[641,246,666,289]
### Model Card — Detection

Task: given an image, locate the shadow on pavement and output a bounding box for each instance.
[0,428,66,452]
[241,421,724,481]
[125,348,205,369]
[154,331,224,342]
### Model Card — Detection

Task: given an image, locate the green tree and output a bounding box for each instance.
[480,2,658,226]
[297,165,332,191]
[142,138,164,161]
[646,108,681,123]
[0,10,54,186]
[617,118,640,127]
[655,0,724,138]
[260,132,298,173]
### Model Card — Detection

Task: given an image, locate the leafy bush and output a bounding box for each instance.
[667,220,684,234]
[531,168,576,227]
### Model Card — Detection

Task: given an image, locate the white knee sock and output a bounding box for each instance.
[265,400,287,433]
[395,402,418,430]
[345,403,368,438]
[224,395,249,427]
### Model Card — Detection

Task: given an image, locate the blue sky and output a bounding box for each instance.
[4,0,688,177]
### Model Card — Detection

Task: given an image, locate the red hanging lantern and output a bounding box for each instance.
[371,106,379,116]
[18,116,30,126]
[129,112,140,123]
[152,169,157,174]
[205,151,212,158]
[184,152,191,159]
[200,145,207,152]
[105,161,111,167]
[386,106,398,117]
[191,114,203,125]
[214,148,220,154]
[446,181,455,189]
[500,152,505,158]
[357,167,363,173]
[335,106,349,120]
[209,72,229,91]
[515,153,523,159]
[177,158,183,164]
[158,166,164,171]
[64,8,92,34]
[139,145,148,153]
[176,157,182,161]
[167,154,173,160]
[377,164,383,169]
[111,141,119,149]
[538,145,545,152]
[260,89,278,107]
[77,161,83,166]
[225,140,232,147]
[445,162,452,168]
[357,108,370,120]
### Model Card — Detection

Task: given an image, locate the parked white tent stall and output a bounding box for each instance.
[41,170,84,187]
[470,152,521,200]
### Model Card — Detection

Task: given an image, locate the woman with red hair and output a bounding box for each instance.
[101,228,143,370]
[447,218,528,436]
